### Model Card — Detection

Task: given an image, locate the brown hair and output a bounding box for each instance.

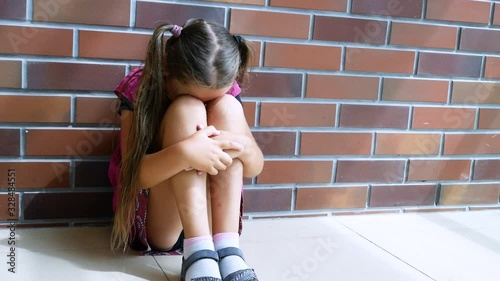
[111,19,253,251]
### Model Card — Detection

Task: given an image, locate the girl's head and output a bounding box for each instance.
[111,19,253,251]
[148,18,252,102]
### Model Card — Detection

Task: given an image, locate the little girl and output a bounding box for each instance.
[108,19,264,281]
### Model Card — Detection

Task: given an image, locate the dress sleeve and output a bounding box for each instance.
[226,81,243,106]
[114,67,143,105]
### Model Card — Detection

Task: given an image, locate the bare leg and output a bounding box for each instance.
[206,94,247,234]
[146,95,210,251]
[206,94,257,279]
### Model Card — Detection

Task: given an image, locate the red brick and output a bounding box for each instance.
[75,161,112,188]
[473,160,500,180]
[0,25,72,56]
[340,104,409,129]
[264,43,341,70]
[0,96,70,123]
[79,31,151,60]
[76,97,119,125]
[0,60,21,88]
[0,194,19,220]
[230,9,310,39]
[253,131,296,155]
[243,189,292,212]
[243,101,256,126]
[336,160,405,183]
[485,57,500,79]
[0,162,70,188]
[201,0,264,5]
[370,184,437,207]
[452,82,500,105]
[461,29,500,53]
[412,107,476,129]
[23,192,113,219]
[426,0,490,24]
[296,187,367,210]
[444,134,500,155]
[257,161,333,184]
[33,0,129,26]
[25,129,116,156]
[352,0,423,18]
[408,160,471,181]
[382,78,449,103]
[136,2,224,29]
[479,109,500,129]
[418,53,481,78]
[376,133,441,155]
[440,184,500,205]
[27,62,125,91]
[494,4,500,26]
[346,48,415,74]
[313,16,387,44]
[245,72,302,98]
[307,75,379,100]
[260,103,336,127]
[0,0,25,20]
[391,23,457,49]
[275,0,346,10]
[301,133,372,155]
[0,129,20,156]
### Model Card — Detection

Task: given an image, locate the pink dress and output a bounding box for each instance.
[108,67,244,256]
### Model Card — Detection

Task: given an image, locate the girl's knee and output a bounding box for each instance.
[206,94,244,122]
[166,95,206,118]
[212,159,243,183]
[159,95,207,146]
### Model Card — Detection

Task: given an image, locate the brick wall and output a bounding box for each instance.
[1,0,500,226]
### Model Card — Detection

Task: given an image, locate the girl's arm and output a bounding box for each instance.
[120,110,189,189]
[121,110,244,189]
[239,125,264,178]
[214,126,264,178]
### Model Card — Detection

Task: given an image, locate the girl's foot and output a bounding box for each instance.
[213,233,259,281]
[182,236,222,281]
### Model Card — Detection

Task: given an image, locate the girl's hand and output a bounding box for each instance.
[181,125,244,175]
[210,130,252,160]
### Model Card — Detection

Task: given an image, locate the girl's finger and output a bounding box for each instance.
[201,125,220,137]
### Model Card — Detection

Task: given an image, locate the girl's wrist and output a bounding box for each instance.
[175,140,192,171]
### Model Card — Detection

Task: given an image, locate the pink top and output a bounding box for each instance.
[108,67,242,211]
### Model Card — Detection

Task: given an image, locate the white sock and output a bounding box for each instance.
[213,232,249,279]
[183,235,221,281]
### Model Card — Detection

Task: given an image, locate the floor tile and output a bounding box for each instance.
[335,211,500,281]
[154,256,182,281]
[240,216,355,241]
[0,249,167,281]
[156,219,433,281]
[0,227,111,252]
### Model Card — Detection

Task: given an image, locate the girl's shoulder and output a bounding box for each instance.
[114,67,144,103]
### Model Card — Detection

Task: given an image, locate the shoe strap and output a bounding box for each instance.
[217,247,246,262]
[183,250,220,272]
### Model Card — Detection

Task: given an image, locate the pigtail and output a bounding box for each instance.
[235,36,254,87]
[111,24,177,252]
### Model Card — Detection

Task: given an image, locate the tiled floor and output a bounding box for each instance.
[1,210,500,281]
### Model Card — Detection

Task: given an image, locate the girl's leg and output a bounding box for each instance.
[147,95,211,248]
[206,95,247,234]
[146,95,220,281]
[207,95,256,279]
